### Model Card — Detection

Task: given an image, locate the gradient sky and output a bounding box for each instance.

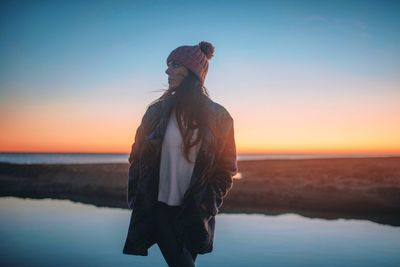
[1,0,399,154]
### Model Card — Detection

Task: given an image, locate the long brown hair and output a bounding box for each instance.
[149,71,216,163]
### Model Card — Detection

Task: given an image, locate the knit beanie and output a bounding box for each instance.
[166,41,215,85]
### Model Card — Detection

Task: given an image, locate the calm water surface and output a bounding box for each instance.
[1,197,399,267]
[1,152,399,164]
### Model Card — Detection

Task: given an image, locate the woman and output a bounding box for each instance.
[123,41,238,267]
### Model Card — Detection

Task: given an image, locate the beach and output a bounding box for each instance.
[1,157,399,226]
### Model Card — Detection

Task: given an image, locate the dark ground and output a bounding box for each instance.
[1,157,399,226]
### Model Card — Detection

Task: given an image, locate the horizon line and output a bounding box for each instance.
[1,151,400,155]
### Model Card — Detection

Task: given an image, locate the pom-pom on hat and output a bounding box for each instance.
[166,41,215,85]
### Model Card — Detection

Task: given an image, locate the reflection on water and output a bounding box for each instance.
[1,197,399,267]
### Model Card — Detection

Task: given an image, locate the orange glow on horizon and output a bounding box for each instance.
[1,89,399,155]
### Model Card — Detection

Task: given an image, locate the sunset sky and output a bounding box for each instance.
[1,0,399,154]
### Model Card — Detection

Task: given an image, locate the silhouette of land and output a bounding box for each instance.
[1,157,399,226]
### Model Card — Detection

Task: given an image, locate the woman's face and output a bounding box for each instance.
[165,60,189,89]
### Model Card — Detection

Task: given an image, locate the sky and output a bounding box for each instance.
[1,0,399,154]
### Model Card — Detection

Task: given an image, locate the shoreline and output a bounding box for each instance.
[1,157,400,226]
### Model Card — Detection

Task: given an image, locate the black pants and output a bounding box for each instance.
[155,200,198,267]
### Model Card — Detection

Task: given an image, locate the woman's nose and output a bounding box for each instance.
[165,67,172,75]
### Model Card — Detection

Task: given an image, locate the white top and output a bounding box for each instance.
[158,108,202,206]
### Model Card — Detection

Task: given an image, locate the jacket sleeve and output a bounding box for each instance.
[127,109,150,209]
[203,110,238,215]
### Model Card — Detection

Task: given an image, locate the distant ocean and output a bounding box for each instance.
[0,152,399,165]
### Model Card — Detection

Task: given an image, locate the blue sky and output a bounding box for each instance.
[1,0,399,153]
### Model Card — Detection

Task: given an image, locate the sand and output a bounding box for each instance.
[1,157,399,226]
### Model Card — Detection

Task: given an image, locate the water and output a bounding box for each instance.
[1,152,399,165]
[0,153,128,165]
[1,197,399,267]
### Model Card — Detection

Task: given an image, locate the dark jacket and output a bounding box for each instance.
[122,94,238,256]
